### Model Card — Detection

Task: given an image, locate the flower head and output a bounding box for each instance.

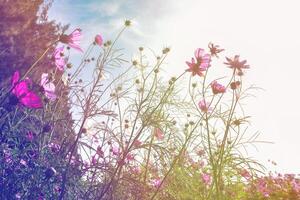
[111,146,120,156]
[198,99,211,113]
[59,28,83,52]
[240,169,251,180]
[208,43,224,58]
[40,73,56,101]
[53,46,66,71]
[186,48,211,76]
[224,55,249,75]
[26,131,34,141]
[154,128,164,140]
[230,81,241,90]
[201,173,212,185]
[95,34,103,46]
[133,139,142,148]
[20,159,27,166]
[11,71,42,109]
[151,178,162,188]
[211,81,226,94]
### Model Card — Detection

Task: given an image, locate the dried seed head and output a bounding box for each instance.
[124,19,132,27]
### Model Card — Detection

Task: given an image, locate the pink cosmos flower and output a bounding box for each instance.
[48,142,60,153]
[208,43,224,58]
[111,146,120,156]
[201,173,212,185]
[151,178,162,188]
[154,128,164,140]
[11,71,42,109]
[26,131,34,141]
[126,153,135,162]
[53,46,66,71]
[224,55,249,76]
[292,179,300,192]
[59,28,83,52]
[131,166,141,174]
[16,193,21,199]
[54,185,61,193]
[91,155,98,165]
[198,99,210,113]
[240,169,251,180]
[133,139,142,148]
[186,48,211,77]
[95,34,103,46]
[211,81,226,94]
[20,159,27,166]
[96,146,104,157]
[197,149,205,157]
[4,149,12,164]
[40,73,56,101]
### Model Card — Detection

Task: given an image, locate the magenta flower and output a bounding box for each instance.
[11,71,42,109]
[154,128,164,140]
[201,173,212,185]
[198,99,210,113]
[95,34,103,46]
[40,73,57,101]
[211,81,226,94]
[59,28,83,52]
[186,48,211,77]
[53,46,66,71]
[224,55,249,76]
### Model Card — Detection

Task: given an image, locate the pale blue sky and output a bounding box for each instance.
[49,0,300,174]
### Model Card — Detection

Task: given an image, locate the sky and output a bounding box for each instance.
[49,0,300,174]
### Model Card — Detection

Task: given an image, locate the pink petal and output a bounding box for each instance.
[68,43,83,52]
[95,34,103,46]
[194,48,204,59]
[20,92,43,108]
[13,81,29,98]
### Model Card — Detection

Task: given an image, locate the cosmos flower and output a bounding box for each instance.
[11,71,42,109]
[211,81,226,94]
[126,153,135,162]
[240,169,251,180]
[224,55,249,76]
[133,139,142,148]
[201,173,212,185]
[59,28,83,52]
[151,178,162,188]
[230,81,241,90]
[111,146,120,156]
[186,48,211,77]
[95,34,103,46]
[53,46,66,71]
[40,73,57,101]
[198,99,210,113]
[154,128,164,140]
[208,43,224,58]
[20,159,27,166]
[26,131,34,141]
